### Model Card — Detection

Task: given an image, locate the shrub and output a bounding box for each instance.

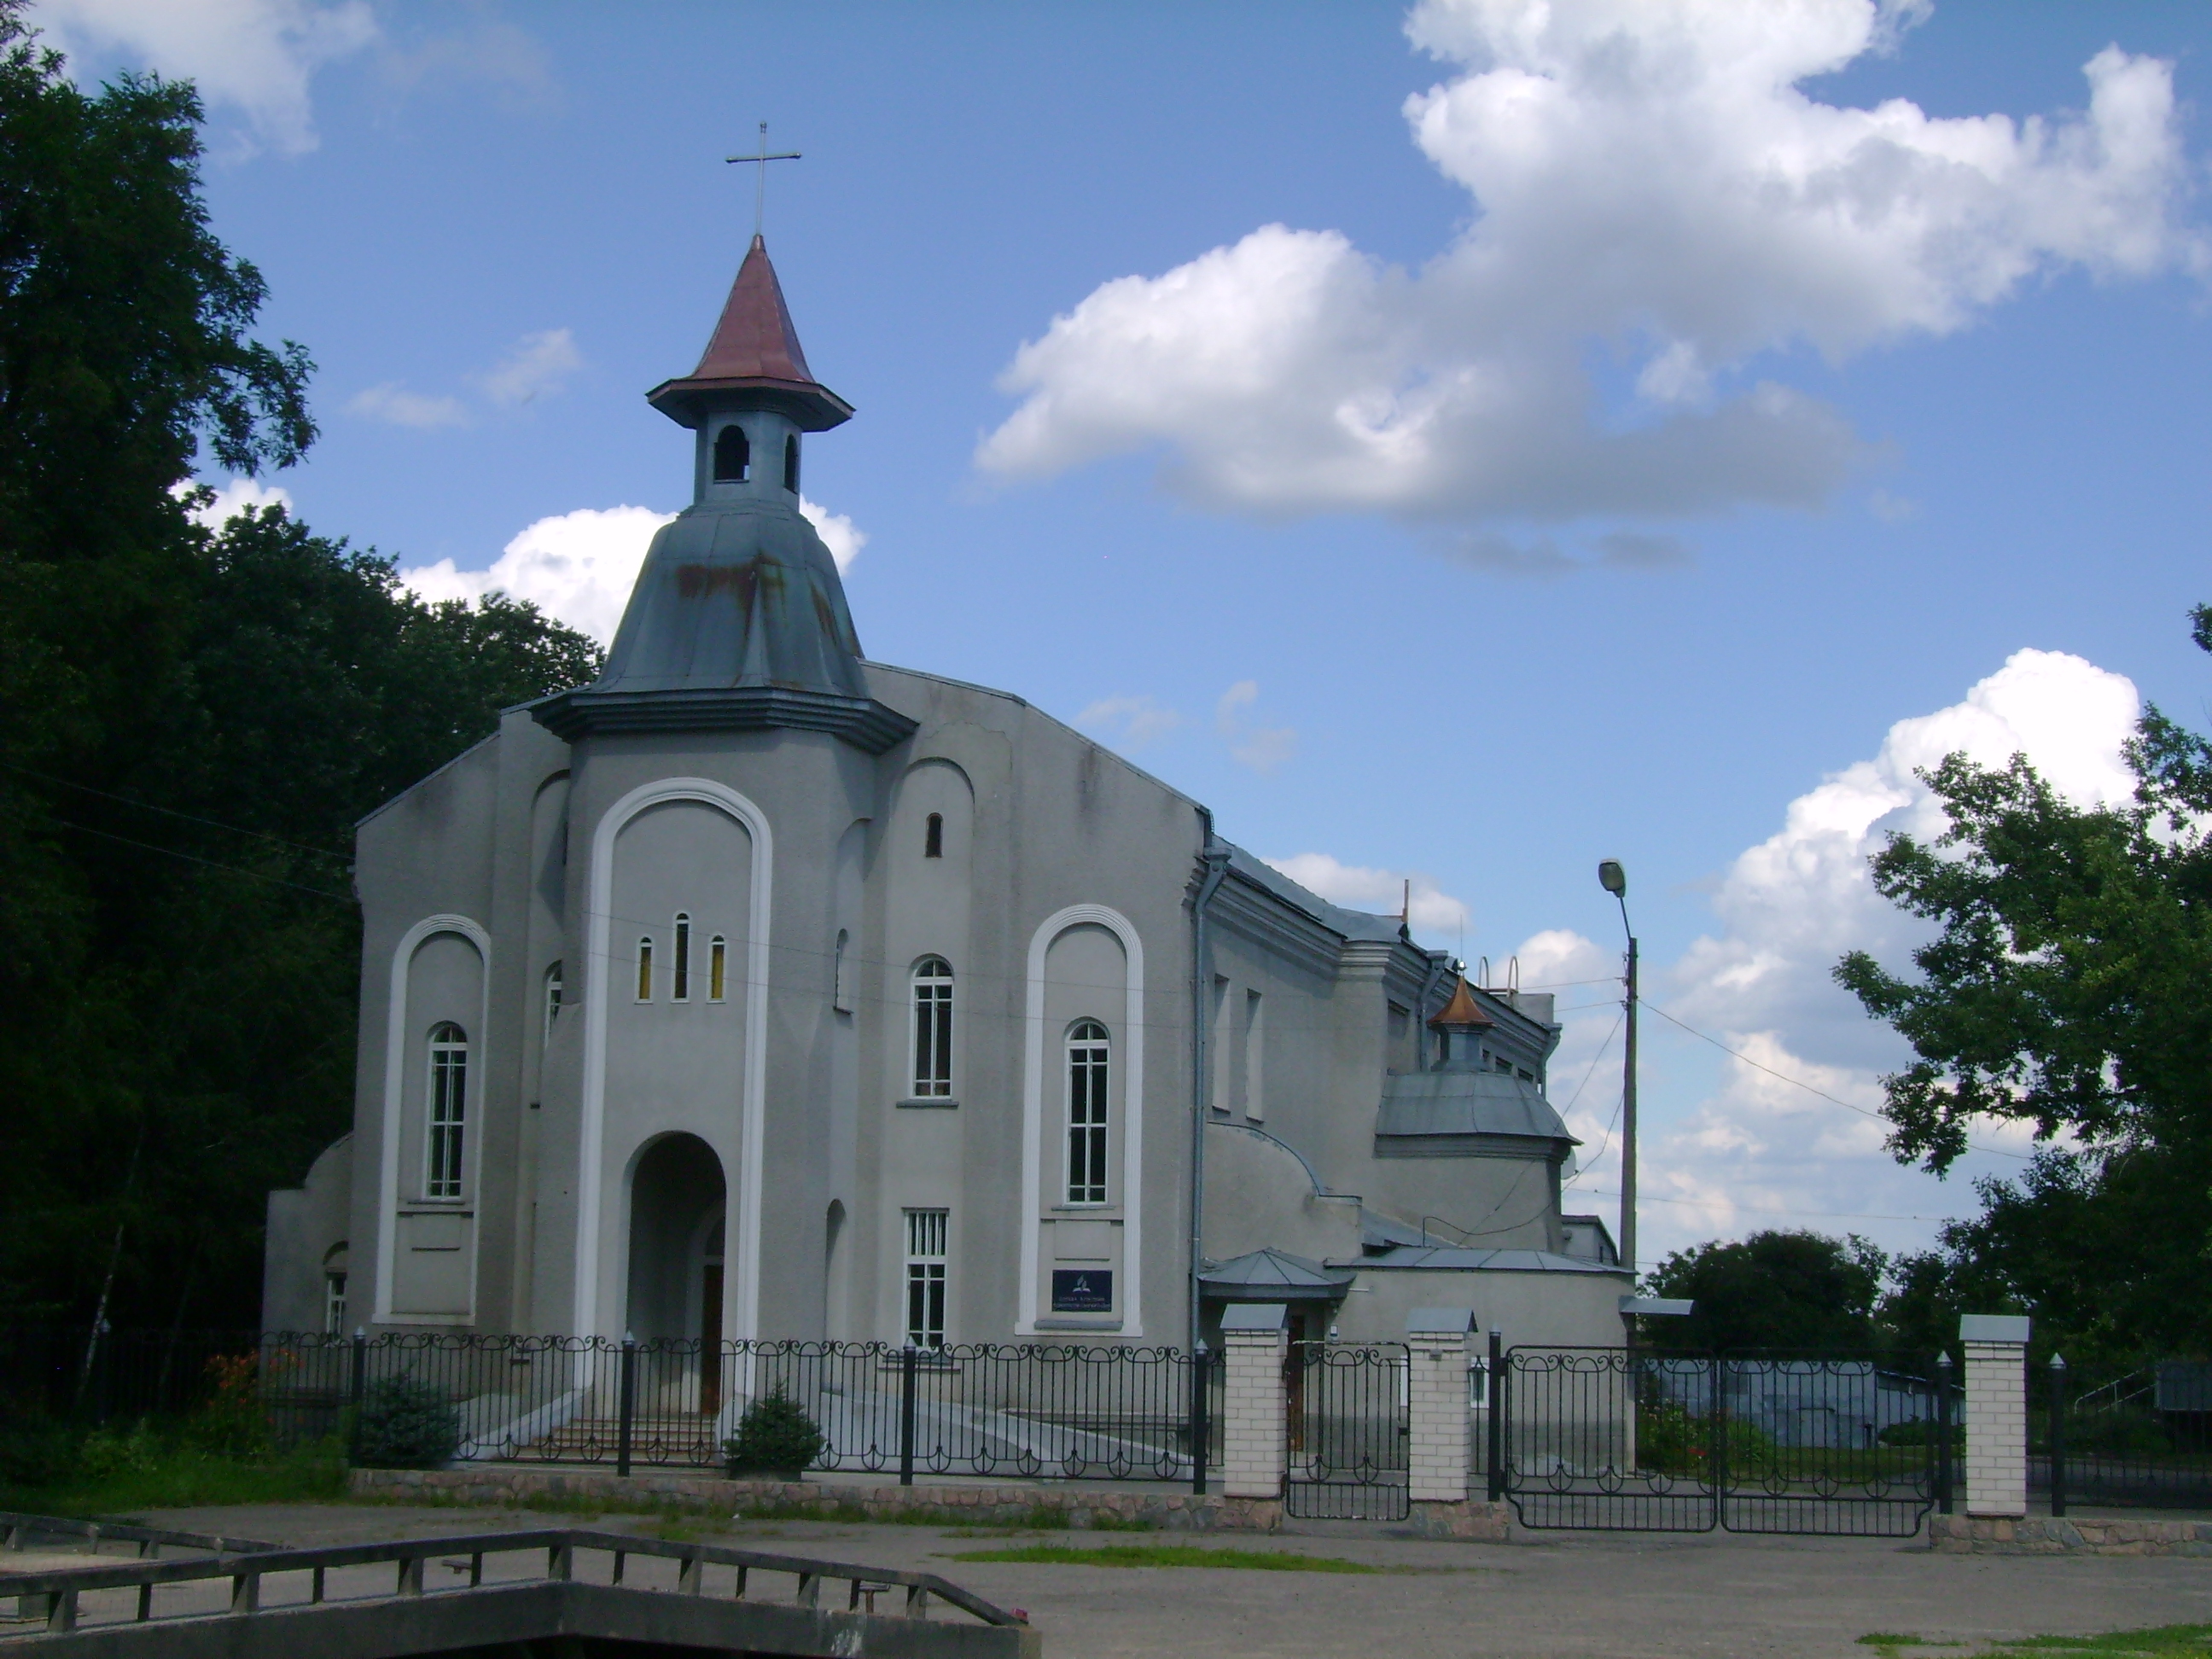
[1636,1400,1780,1475]
[0,1415,77,1487]
[186,1352,272,1459]
[352,1376,462,1469]
[722,1388,824,1476]
[1878,1417,1965,1448]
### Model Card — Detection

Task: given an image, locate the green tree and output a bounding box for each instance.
[1835,602,2212,1367]
[0,9,603,1330]
[1639,1230,1889,1353]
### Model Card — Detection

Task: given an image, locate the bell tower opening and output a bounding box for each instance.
[713,423,749,482]
[783,434,800,492]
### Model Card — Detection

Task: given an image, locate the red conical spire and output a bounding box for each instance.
[1428,976,1494,1029]
[646,236,853,432]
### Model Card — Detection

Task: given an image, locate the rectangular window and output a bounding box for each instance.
[903,1208,947,1348]
[709,935,727,1002]
[324,1272,347,1336]
[1209,975,1231,1115]
[427,1028,467,1200]
[636,938,654,1002]
[911,960,954,1097]
[1066,1022,1109,1204]
[1243,989,1266,1120]
[672,914,691,1001]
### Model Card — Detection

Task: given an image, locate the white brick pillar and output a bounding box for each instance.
[1220,1302,1288,1499]
[1960,1313,2030,1518]
[1406,1308,1474,1504]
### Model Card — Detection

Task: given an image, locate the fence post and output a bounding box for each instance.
[1190,1343,1211,1495]
[617,1333,637,1479]
[898,1343,917,1487]
[1405,1309,1473,1504]
[1960,1314,2029,1518]
[1935,1353,1953,1515]
[346,1328,368,1459]
[2048,1353,2068,1519]
[1486,1328,1505,1503]
[1708,1355,1727,1527]
[1219,1303,1288,1499]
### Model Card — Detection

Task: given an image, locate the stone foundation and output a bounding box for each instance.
[1400,1499,1511,1541]
[350,1467,1299,1531]
[1930,1514,2212,1556]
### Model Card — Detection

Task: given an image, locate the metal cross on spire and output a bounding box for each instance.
[726,121,800,239]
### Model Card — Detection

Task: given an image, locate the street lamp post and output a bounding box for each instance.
[1598,859,1637,1277]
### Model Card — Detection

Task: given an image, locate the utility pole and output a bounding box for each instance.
[1598,860,1637,1277]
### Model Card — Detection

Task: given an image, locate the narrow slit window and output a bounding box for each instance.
[1065,1019,1109,1204]
[904,1208,947,1348]
[713,424,749,481]
[924,813,943,859]
[832,929,852,1013]
[636,937,655,1002]
[911,957,953,1097]
[672,913,691,1002]
[783,433,800,492]
[543,961,563,1045]
[709,935,727,1003]
[426,1022,468,1199]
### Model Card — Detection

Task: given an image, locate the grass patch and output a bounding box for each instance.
[943,1543,1379,1573]
[0,1439,348,1519]
[1858,1629,2212,1658]
[1985,1628,2212,1657]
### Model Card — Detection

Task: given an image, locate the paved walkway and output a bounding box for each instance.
[88,1503,2212,1658]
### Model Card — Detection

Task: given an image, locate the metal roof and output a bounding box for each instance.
[1343,1245,1624,1275]
[1427,975,1493,1028]
[1377,1069,1575,1143]
[1198,1248,1354,1299]
[646,236,853,432]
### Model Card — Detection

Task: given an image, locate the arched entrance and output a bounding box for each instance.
[626,1133,726,1413]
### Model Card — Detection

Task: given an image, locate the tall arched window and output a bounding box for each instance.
[911,957,953,1097]
[708,935,727,1003]
[672,912,692,1001]
[713,423,749,481]
[636,937,655,1002]
[426,1022,469,1199]
[783,433,800,492]
[1065,1019,1109,1203]
[543,962,564,1045]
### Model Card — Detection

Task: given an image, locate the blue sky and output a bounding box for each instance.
[41,0,2212,1268]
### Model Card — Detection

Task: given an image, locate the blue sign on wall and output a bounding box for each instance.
[1051,1269,1113,1313]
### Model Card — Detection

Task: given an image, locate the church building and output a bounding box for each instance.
[263,236,1631,1354]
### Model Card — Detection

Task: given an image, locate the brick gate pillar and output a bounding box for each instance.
[1220,1302,1288,1499]
[1406,1309,1474,1503]
[1960,1313,2030,1518]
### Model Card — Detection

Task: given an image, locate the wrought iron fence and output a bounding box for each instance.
[1284,1342,1409,1521]
[1,1329,1225,1488]
[1495,1347,1949,1536]
[2034,1362,2212,1511]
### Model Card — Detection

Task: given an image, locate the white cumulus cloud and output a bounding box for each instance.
[978,0,2201,528]
[1077,695,1183,754]
[347,382,469,430]
[400,497,867,647]
[478,329,582,408]
[1265,852,1470,937]
[1573,647,2144,1259]
[32,0,375,155]
[1216,679,1298,773]
[178,474,293,529]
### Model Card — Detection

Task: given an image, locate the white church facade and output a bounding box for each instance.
[264,237,1631,1354]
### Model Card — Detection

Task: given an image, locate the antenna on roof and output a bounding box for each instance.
[1401,879,1410,924]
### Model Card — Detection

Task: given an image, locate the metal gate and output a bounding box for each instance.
[1284,1342,1410,1521]
[1497,1348,1948,1536]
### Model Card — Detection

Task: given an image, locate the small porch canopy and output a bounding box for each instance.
[1198,1247,1354,1303]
